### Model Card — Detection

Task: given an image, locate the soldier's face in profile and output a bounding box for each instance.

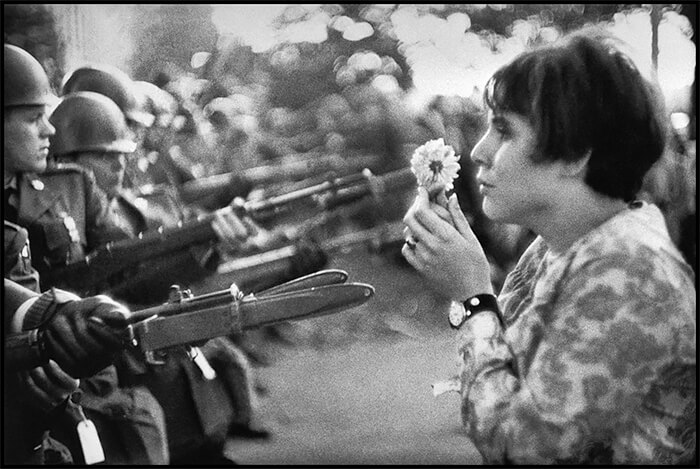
[4,105,55,175]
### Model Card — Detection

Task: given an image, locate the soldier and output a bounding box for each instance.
[49,90,268,300]
[50,89,269,464]
[3,220,134,465]
[4,52,133,290]
[60,63,155,146]
[61,64,207,191]
[4,42,169,465]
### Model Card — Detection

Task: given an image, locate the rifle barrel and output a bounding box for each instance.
[243,172,369,217]
[178,153,360,206]
[216,220,405,275]
[319,167,414,209]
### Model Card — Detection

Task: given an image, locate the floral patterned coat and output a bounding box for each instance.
[456,201,696,464]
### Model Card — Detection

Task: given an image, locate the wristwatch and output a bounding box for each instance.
[449,294,503,330]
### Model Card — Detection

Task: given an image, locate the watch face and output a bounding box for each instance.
[448,302,467,328]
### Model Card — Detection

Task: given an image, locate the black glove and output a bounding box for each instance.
[24,289,131,378]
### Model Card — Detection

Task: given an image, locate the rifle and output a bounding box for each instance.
[169,152,381,209]
[128,269,374,354]
[7,270,375,371]
[106,194,405,302]
[41,167,415,295]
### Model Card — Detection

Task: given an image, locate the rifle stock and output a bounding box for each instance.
[41,167,415,295]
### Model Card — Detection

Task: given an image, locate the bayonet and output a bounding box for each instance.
[129,270,374,352]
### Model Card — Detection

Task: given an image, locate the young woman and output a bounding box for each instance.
[402,29,696,465]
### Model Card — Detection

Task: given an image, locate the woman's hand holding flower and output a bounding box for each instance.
[402,187,493,301]
[405,138,459,245]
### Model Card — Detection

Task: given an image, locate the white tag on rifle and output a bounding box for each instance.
[77,419,105,465]
[189,346,217,380]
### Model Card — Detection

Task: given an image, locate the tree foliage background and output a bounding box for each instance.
[4,3,695,113]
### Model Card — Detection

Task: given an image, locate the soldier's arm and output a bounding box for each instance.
[4,278,131,377]
[4,278,40,331]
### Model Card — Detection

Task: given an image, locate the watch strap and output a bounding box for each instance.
[461,294,503,328]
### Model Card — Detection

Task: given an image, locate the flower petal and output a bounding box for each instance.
[410,138,461,193]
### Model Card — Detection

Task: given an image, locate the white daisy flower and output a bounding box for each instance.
[410,138,461,195]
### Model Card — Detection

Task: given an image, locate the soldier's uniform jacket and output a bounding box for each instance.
[4,220,40,293]
[7,163,169,464]
[13,162,131,290]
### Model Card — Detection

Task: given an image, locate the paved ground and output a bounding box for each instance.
[223,247,483,465]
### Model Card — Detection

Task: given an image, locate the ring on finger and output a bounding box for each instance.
[404,238,417,249]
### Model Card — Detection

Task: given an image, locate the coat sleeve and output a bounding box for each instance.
[3,278,40,331]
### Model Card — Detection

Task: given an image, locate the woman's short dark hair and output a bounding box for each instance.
[483,27,666,201]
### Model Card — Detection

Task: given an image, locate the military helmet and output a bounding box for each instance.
[4,43,55,107]
[60,64,155,127]
[49,91,137,157]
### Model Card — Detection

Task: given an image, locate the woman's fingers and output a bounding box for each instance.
[448,193,476,240]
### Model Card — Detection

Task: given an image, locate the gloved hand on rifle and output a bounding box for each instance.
[19,287,132,378]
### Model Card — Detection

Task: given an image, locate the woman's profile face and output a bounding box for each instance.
[469,110,560,227]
